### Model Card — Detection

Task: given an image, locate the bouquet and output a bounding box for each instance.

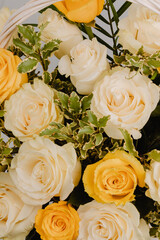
[0,0,160,239]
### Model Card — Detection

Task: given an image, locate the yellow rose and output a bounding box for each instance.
[35,201,80,240]
[83,150,145,205]
[54,0,105,23]
[0,48,28,104]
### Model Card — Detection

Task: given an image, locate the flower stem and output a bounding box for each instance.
[106,1,118,56]
[84,24,94,40]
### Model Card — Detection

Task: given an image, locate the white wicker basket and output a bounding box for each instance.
[0,0,159,48]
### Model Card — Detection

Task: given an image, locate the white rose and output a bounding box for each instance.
[58,38,110,95]
[0,173,40,240]
[145,161,160,203]
[0,7,14,32]
[91,67,160,139]
[38,9,83,59]
[77,200,150,240]
[9,136,81,205]
[4,79,63,142]
[118,4,160,54]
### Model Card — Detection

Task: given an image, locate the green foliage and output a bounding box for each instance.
[78,0,131,61]
[120,129,139,157]
[145,202,160,238]
[40,91,115,160]
[146,149,160,162]
[18,58,38,73]
[114,47,160,81]
[13,25,61,74]
[0,132,13,171]
[0,110,5,118]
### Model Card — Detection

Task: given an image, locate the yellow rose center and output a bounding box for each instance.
[52,216,66,232]
[105,171,128,189]
[98,167,135,195]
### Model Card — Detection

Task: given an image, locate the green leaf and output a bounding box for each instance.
[18,58,38,73]
[83,139,95,150]
[147,149,160,162]
[2,148,12,155]
[53,133,72,141]
[42,40,61,58]
[120,129,139,157]
[143,64,152,75]
[114,55,125,64]
[87,111,98,126]
[69,92,81,113]
[18,25,35,44]
[151,70,158,80]
[137,46,144,55]
[95,23,112,38]
[150,228,158,237]
[49,122,64,128]
[97,14,110,25]
[13,38,34,55]
[43,71,51,84]
[40,128,59,136]
[0,110,5,117]
[42,40,61,52]
[108,0,119,27]
[116,2,132,19]
[147,59,160,68]
[98,116,109,128]
[14,138,21,148]
[78,126,94,135]
[79,119,89,128]
[95,133,103,146]
[80,149,87,159]
[57,92,69,109]
[81,94,93,112]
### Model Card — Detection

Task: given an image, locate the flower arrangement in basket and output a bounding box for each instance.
[0,0,160,239]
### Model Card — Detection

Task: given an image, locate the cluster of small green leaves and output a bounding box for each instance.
[40,92,119,161]
[0,135,13,171]
[146,149,160,163]
[0,110,21,171]
[114,47,160,80]
[13,24,61,83]
[49,69,76,95]
[120,129,160,170]
[145,202,160,238]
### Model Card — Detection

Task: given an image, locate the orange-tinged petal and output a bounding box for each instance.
[65,0,91,11]
[103,150,145,187]
[66,0,97,23]
[35,202,80,240]
[54,1,68,15]
[83,150,145,205]
[83,162,98,197]
[54,0,98,23]
[97,0,105,15]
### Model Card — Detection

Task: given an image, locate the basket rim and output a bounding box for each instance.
[0,0,160,49]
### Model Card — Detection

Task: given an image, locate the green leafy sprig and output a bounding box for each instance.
[114,47,160,81]
[145,202,160,238]
[40,92,115,160]
[13,25,61,79]
[0,131,21,171]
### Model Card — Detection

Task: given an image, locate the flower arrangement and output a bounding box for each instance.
[0,0,160,239]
